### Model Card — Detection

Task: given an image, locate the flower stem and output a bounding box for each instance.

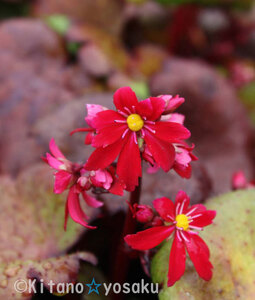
[112,177,142,284]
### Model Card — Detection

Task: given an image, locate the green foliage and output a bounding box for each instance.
[151,189,255,299]
[239,82,255,123]
[130,81,150,100]
[45,14,70,35]
[67,42,81,55]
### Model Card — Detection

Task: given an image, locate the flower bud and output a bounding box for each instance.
[134,205,154,223]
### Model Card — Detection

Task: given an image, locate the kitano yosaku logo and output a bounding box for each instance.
[14,278,159,296]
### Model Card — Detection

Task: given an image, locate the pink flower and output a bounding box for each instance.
[232,171,255,190]
[43,138,124,229]
[84,87,191,191]
[125,191,216,286]
[173,143,198,178]
[145,112,197,178]
[160,95,185,114]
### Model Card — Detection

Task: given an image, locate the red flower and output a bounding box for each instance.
[125,191,216,286]
[43,138,124,229]
[84,87,191,191]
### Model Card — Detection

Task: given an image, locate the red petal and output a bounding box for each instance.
[125,226,175,251]
[93,110,125,129]
[173,163,192,179]
[144,131,175,172]
[49,138,65,159]
[85,132,93,145]
[184,233,213,281]
[85,194,103,208]
[117,132,142,191]
[46,153,63,170]
[85,140,125,170]
[82,191,103,208]
[92,124,127,148]
[168,235,186,286]
[67,187,96,229]
[113,86,139,113]
[137,97,165,120]
[187,204,207,215]
[153,197,175,222]
[54,171,72,194]
[163,95,185,113]
[191,210,216,228]
[152,122,190,142]
[108,178,125,196]
[174,191,190,215]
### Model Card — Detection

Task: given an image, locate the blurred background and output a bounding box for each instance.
[0,0,255,299]
[1,0,255,184]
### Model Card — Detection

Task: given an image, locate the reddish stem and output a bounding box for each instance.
[112,177,142,285]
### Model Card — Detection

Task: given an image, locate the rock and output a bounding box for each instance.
[79,44,113,78]
[142,163,212,206]
[0,19,90,175]
[32,0,123,35]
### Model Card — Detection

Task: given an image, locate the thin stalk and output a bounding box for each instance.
[112,177,142,285]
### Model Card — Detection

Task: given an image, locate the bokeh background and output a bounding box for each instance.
[0,0,255,299]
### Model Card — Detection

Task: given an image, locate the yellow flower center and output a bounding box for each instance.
[127,114,144,131]
[175,214,189,231]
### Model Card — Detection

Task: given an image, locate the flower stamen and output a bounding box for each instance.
[175,214,189,231]
[144,125,156,134]
[189,225,203,231]
[179,199,186,214]
[122,128,129,139]
[186,206,198,216]
[127,114,144,131]
[145,121,155,125]
[114,119,127,124]
[118,110,128,117]
[180,231,189,242]
[133,132,138,144]
[189,213,202,219]
[124,106,132,115]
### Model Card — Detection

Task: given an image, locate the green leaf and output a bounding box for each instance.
[239,82,255,124]
[45,14,70,35]
[151,189,255,299]
[130,81,150,100]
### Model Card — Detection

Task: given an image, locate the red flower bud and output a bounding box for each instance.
[134,204,154,223]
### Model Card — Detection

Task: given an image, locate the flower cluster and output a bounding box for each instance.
[43,138,124,229]
[125,191,216,286]
[78,87,196,191]
[43,86,215,287]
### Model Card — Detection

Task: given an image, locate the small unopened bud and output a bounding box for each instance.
[232,171,247,190]
[134,205,154,223]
